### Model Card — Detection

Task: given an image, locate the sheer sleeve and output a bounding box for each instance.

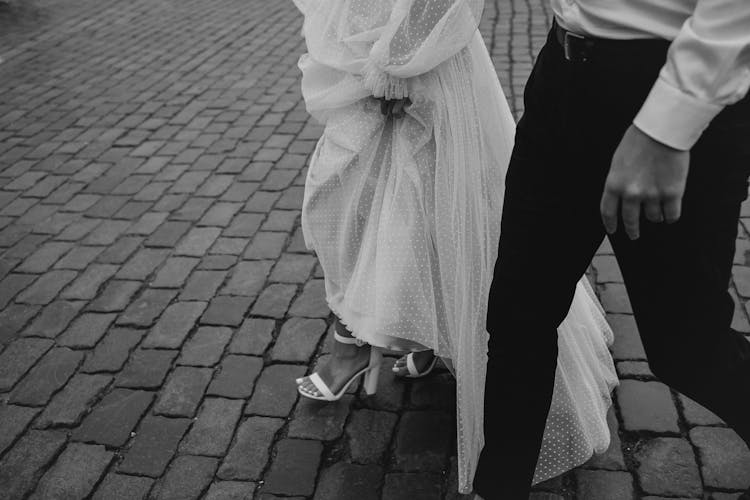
[362,0,484,99]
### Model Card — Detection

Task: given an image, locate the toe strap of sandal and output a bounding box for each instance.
[306,372,336,400]
[333,331,366,347]
[405,353,421,377]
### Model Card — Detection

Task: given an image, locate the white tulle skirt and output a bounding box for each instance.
[300,32,618,493]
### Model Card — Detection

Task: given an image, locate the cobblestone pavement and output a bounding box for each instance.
[1,0,749,498]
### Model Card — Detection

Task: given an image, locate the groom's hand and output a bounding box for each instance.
[600,125,690,240]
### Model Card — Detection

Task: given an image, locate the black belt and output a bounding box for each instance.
[554,21,596,62]
[553,20,671,64]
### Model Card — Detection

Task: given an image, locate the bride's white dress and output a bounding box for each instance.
[293,0,619,493]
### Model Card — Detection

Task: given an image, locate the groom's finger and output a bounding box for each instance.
[621,197,641,240]
[663,197,683,224]
[600,190,619,234]
[643,199,664,223]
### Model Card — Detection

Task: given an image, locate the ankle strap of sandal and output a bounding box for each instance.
[334,331,366,346]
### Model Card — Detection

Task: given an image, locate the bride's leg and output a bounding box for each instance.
[298,317,373,397]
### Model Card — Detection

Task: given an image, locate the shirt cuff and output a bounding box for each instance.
[633,78,723,150]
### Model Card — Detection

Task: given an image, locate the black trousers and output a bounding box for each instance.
[474,26,750,498]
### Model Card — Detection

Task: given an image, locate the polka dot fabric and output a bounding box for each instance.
[294,0,618,493]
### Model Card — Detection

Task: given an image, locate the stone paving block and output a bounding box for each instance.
[289,279,329,318]
[222,182,259,203]
[23,300,84,338]
[17,241,73,273]
[207,354,263,399]
[289,395,353,441]
[360,357,406,411]
[0,430,67,500]
[202,295,254,326]
[200,255,237,270]
[57,312,117,348]
[262,438,323,497]
[0,273,35,309]
[244,231,287,259]
[178,326,233,366]
[16,270,77,304]
[118,288,177,326]
[617,380,680,433]
[347,408,399,464]
[0,404,40,457]
[313,462,383,500]
[97,235,143,264]
[381,472,443,500]
[118,415,191,477]
[142,301,207,348]
[83,280,143,312]
[393,410,453,472]
[82,327,144,373]
[408,372,456,410]
[583,408,627,470]
[229,317,275,355]
[28,443,113,500]
[83,220,131,245]
[180,398,244,456]
[154,366,213,417]
[616,360,655,378]
[91,473,154,500]
[172,197,214,221]
[574,470,635,500]
[116,248,170,280]
[73,388,154,446]
[0,338,54,391]
[181,269,228,300]
[151,455,219,500]
[633,437,702,497]
[599,283,633,314]
[116,349,178,388]
[127,212,169,235]
[55,217,101,241]
[218,417,285,480]
[269,253,316,283]
[36,373,111,428]
[221,260,273,297]
[146,220,192,247]
[261,209,298,231]
[608,313,646,360]
[592,255,623,283]
[679,393,725,426]
[61,264,119,300]
[151,256,199,287]
[204,481,257,500]
[176,227,222,256]
[271,317,327,362]
[287,227,310,253]
[246,364,306,417]
[54,245,103,269]
[734,266,750,298]
[250,283,297,318]
[690,426,750,490]
[9,347,83,406]
[0,303,40,345]
[200,202,243,227]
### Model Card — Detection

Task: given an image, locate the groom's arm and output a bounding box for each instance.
[633,0,750,151]
[600,0,750,240]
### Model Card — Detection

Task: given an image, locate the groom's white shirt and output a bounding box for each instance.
[551,0,750,150]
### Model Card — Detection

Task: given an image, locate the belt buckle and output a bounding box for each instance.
[564,31,587,62]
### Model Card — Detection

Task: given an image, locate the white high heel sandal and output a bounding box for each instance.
[296,331,383,401]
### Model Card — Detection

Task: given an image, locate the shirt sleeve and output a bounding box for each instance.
[633,0,750,150]
[362,0,484,99]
